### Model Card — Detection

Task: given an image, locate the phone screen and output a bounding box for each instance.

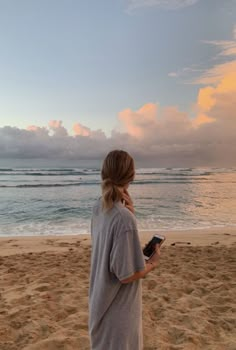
[143,236,164,259]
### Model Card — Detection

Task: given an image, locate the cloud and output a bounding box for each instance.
[127,0,199,11]
[73,123,107,141]
[2,64,234,167]
[73,123,92,137]
[0,109,234,166]
[168,67,205,80]
[203,40,236,58]
[118,103,158,138]
[2,45,236,168]
[118,104,194,146]
[202,25,236,58]
[0,124,110,161]
[168,25,236,84]
[168,72,178,77]
[193,60,236,85]
[48,120,68,137]
[27,125,48,135]
[191,113,215,128]
[1,27,235,167]
[1,56,235,166]
[197,73,236,123]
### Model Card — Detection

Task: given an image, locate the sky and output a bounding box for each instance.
[0,0,236,167]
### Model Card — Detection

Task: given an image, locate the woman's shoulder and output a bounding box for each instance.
[92,197,102,214]
[113,202,137,232]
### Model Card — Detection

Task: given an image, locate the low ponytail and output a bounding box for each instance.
[101,179,123,210]
[101,150,135,211]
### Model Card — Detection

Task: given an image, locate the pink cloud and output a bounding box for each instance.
[195,66,236,123]
[26,125,49,136]
[73,123,91,137]
[4,46,236,166]
[118,103,158,138]
[48,120,68,137]
[192,61,236,85]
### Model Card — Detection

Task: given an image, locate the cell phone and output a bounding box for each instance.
[143,235,166,260]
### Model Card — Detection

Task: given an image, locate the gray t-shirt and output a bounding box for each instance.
[89,198,145,350]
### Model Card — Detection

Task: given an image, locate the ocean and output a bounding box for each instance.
[0,167,236,236]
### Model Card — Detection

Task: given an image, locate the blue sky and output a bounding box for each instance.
[0,0,235,135]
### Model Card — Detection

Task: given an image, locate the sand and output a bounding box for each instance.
[0,227,236,350]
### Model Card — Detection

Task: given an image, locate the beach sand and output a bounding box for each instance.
[0,228,236,350]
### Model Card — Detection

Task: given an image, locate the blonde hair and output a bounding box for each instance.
[101,150,135,210]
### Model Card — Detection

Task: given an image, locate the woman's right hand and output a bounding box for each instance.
[122,189,135,214]
[148,244,161,267]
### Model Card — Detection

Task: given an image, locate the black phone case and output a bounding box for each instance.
[143,236,163,258]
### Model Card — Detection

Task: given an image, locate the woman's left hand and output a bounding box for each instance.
[122,189,135,214]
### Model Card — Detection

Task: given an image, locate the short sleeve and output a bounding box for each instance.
[110,228,145,281]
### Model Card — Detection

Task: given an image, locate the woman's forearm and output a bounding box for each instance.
[120,262,156,284]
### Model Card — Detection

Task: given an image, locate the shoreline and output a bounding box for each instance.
[0,226,235,257]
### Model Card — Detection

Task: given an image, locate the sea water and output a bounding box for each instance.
[0,167,236,236]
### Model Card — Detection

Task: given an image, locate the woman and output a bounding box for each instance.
[89,150,160,350]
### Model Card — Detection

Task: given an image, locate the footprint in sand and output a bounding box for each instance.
[33,284,50,292]
[45,239,56,245]
[58,242,71,247]
[184,285,194,294]
[146,279,158,290]
[23,336,84,350]
[211,241,220,245]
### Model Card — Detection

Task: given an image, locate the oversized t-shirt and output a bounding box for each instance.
[89,198,145,350]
